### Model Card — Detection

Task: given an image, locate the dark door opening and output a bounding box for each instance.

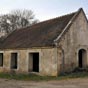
[33,53,39,72]
[11,53,18,69]
[29,53,39,72]
[78,50,83,68]
[78,49,87,68]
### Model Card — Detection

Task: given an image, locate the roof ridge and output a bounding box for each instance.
[13,11,77,32]
[53,8,83,44]
[26,11,77,28]
[7,11,77,34]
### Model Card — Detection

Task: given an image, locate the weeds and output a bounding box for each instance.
[0,72,88,81]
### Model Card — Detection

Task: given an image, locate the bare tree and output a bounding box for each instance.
[10,9,38,28]
[0,9,39,37]
[0,15,10,33]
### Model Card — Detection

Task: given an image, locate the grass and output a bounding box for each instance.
[0,72,88,81]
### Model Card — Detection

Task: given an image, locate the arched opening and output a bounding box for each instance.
[78,49,87,68]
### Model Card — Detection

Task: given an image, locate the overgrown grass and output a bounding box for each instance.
[0,72,88,81]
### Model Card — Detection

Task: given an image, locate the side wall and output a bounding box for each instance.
[0,48,59,76]
[58,10,88,72]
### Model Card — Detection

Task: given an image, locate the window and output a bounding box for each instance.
[0,53,3,66]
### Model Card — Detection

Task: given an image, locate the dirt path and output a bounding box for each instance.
[0,78,88,88]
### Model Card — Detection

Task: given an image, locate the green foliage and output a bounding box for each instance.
[0,72,88,81]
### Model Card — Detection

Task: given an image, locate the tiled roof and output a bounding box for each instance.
[0,11,77,49]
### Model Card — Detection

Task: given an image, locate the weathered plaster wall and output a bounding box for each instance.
[0,48,59,76]
[40,48,58,76]
[58,10,88,72]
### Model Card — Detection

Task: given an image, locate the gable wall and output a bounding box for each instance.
[58,10,88,72]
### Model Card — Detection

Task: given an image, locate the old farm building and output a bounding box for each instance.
[0,8,87,76]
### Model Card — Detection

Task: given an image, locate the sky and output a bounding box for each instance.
[0,0,88,21]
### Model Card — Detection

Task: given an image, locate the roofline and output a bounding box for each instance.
[0,46,55,50]
[53,8,83,45]
[80,8,88,25]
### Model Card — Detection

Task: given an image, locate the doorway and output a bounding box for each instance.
[78,49,87,68]
[11,53,18,69]
[29,53,39,72]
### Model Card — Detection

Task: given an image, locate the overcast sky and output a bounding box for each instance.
[0,0,88,21]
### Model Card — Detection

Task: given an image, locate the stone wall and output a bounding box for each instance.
[58,10,88,72]
[0,48,59,76]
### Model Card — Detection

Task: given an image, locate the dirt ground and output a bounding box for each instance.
[0,78,88,88]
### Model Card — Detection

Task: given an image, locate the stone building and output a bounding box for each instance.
[0,8,87,76]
